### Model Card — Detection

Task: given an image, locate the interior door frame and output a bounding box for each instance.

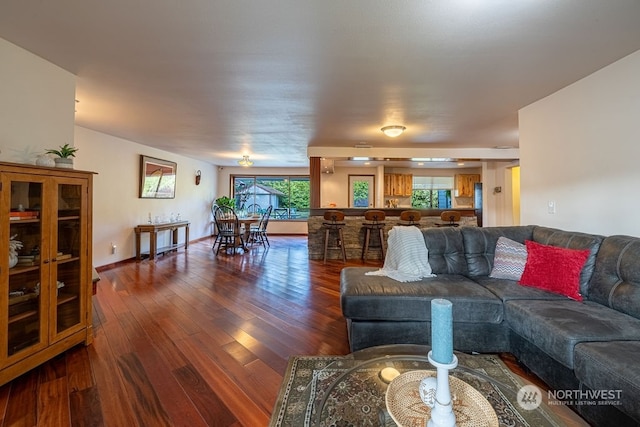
[348,174,376,208]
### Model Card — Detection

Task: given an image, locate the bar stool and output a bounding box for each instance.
[361,210,386,261]
[399,209,421,226]
[322,210,346,263]
[435,210,461,227]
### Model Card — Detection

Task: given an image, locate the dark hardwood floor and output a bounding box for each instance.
[0,236,585,426]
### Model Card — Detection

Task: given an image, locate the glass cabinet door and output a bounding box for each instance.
[53,181,86,337]
[5,178,46,357]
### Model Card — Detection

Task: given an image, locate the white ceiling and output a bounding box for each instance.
[1,1,640,167]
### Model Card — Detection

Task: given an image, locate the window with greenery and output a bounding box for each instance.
[232,175,310,219]
[411,176,453,209]
[353,181,370,207]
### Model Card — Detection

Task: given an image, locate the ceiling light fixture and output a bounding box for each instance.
[381,125,406,138]
[238,155,253,167]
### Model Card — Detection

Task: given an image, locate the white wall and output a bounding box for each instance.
[321,166,380,208]
[217,165,309,234]
[519,49,640,236]
[75,127,217,266]
[1,38,219,267]
[0,38,75,162]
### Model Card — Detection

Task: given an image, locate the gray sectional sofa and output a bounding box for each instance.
[340,225,640,426]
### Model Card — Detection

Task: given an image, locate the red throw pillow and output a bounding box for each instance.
[519,240,590,301]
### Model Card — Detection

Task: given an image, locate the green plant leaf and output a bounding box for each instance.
[45,143,79,158]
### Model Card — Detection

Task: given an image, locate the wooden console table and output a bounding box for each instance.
[135,221,190,261]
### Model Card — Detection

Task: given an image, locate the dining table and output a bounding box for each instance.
[215,215,260,253]
[238,216,260,243]
[238,216,260,247]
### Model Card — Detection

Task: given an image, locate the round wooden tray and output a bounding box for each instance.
[386,370,499,427]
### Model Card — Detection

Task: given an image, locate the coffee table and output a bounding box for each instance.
[293,344,586,426]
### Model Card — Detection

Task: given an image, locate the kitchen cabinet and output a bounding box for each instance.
[403,174,413,196]
[455,174,481,198]
[384,174,413,197]
[384,174,393,196]
[1,162,94,385]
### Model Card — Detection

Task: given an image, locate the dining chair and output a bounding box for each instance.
[245,203,262,215]
[249,205,272,247]
[212,205,244,255]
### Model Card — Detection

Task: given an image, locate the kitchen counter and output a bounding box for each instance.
[309,208,477,217]
[308,208,478,260]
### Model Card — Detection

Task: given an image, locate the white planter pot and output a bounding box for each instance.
[54,158,74,169]
[35,154,56,167]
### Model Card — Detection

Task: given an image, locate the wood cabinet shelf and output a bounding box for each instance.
[57,294,78,306]
[8,265,40,275]
[9,218,40,224]
[8,310,38,325]
[8,293,37,306]
[1,161,94,385]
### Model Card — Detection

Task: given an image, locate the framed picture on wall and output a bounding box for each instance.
[139,155,177,199]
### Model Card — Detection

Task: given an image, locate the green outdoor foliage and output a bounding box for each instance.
[412,189,451,208]
[353,181,369,207]
[45,143,79,158]
[232,176,311,218]
[267,179,310,209]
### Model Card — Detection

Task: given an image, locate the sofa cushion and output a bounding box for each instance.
[574,341,640,423]
[422,228,468,275]
[489,237,527,280]
[519,240,590,301]
[587,235,640,320]
[505,299,640,368]
[475,277,569,302]
[341,267,503,323]
[532,226,604,297]
[461,226,535,277]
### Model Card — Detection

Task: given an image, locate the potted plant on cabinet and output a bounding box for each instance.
[45,143,79,169]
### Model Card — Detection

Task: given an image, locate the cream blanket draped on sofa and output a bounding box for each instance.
[365,226,436,282]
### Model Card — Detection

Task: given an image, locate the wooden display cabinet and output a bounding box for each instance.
[0,162,94,385]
